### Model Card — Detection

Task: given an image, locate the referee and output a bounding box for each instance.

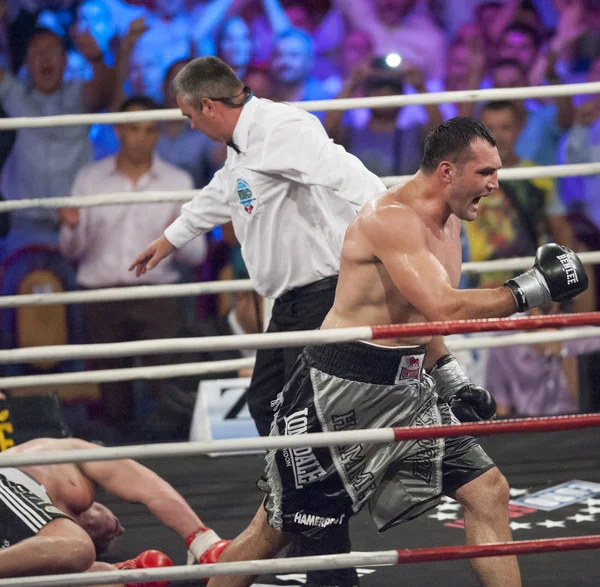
[130,56,386,587]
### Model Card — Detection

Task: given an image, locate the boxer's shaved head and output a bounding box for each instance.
[172,57,245,110]
[76,502,124,555]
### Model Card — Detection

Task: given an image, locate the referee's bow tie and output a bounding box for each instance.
[227,140,240,154]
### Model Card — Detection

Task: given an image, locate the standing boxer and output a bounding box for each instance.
[205,118,588,587]
[130,56,386,586]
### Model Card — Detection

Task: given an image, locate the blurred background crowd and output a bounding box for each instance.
[1,0,600,446]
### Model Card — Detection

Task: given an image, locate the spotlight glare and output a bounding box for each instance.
[385,53,402,68]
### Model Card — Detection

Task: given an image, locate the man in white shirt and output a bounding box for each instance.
[130,56,386,587]
[59,96,207,435]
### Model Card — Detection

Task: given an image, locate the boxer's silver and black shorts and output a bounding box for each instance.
[260,341,495,537]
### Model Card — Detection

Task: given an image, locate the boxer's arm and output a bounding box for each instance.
[425,338,497,422]
[423,336,449,371]
[0,518,95,578]
[86,562,125,587]
[83,459,202,538]
[74,443,202,538]
[164,166,231,249]
[363,203,517,322]
[264,114,386,210]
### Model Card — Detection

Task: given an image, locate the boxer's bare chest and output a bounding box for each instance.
[425,218,463,289]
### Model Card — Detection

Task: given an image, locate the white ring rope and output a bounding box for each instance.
[0,280,254,308]
[0,189,197,211]
[0,552,399,587]
[2,251,600,309]
[0,319,599,366]
[2,162,600,212]
[460,251,600,274]
[0,326,373,364]
[0,357,255,388]
[0,81,598,130]
[382,161,600,188]
[0,430,398,467]
[1,326,598,389]
[2,411,600,468]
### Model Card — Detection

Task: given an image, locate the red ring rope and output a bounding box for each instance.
[372,311,600,339]
[395,535,600,564]
[392,413,600,441]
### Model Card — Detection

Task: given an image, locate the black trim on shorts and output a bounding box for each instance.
[378,493,443,533]
[444,462,497,495]
[0,469,73,547]
[305,342,427,385]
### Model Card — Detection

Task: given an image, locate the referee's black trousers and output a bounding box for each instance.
[247,276,358,587]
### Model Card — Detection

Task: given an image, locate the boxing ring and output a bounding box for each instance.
[1,82,600,585]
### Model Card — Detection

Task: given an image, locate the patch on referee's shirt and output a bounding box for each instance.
[236,178,257,215]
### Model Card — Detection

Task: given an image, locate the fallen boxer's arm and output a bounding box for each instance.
[69,440,226,562]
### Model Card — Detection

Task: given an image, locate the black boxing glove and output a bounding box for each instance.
[450,385,496,422]
[504,244,588,313]
[429,354,496,422]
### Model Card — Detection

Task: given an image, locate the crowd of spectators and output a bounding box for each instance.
[1,0,600,442]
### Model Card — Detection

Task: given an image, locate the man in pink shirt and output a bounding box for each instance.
[59,96,207,435]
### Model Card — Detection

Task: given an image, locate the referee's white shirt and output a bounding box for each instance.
[164,96,387,299]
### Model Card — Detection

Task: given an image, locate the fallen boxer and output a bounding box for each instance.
[0,437,230,585]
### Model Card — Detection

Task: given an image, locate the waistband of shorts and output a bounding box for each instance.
[0,467,20,477]
[0,467,44,490]
[304,341,428,386]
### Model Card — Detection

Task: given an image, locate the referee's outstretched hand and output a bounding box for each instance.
[129,235,175,277]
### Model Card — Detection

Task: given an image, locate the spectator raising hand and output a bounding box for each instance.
[464,32,486,87]
[528,0,586,87]
[71,28,103,60]
[397,59,443,132]
[111,16,148,109]
[70,27,116,111]
[552,0,587,53]
[445,33,485,119]
[121,17,149,54]
[324,57,377,143]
